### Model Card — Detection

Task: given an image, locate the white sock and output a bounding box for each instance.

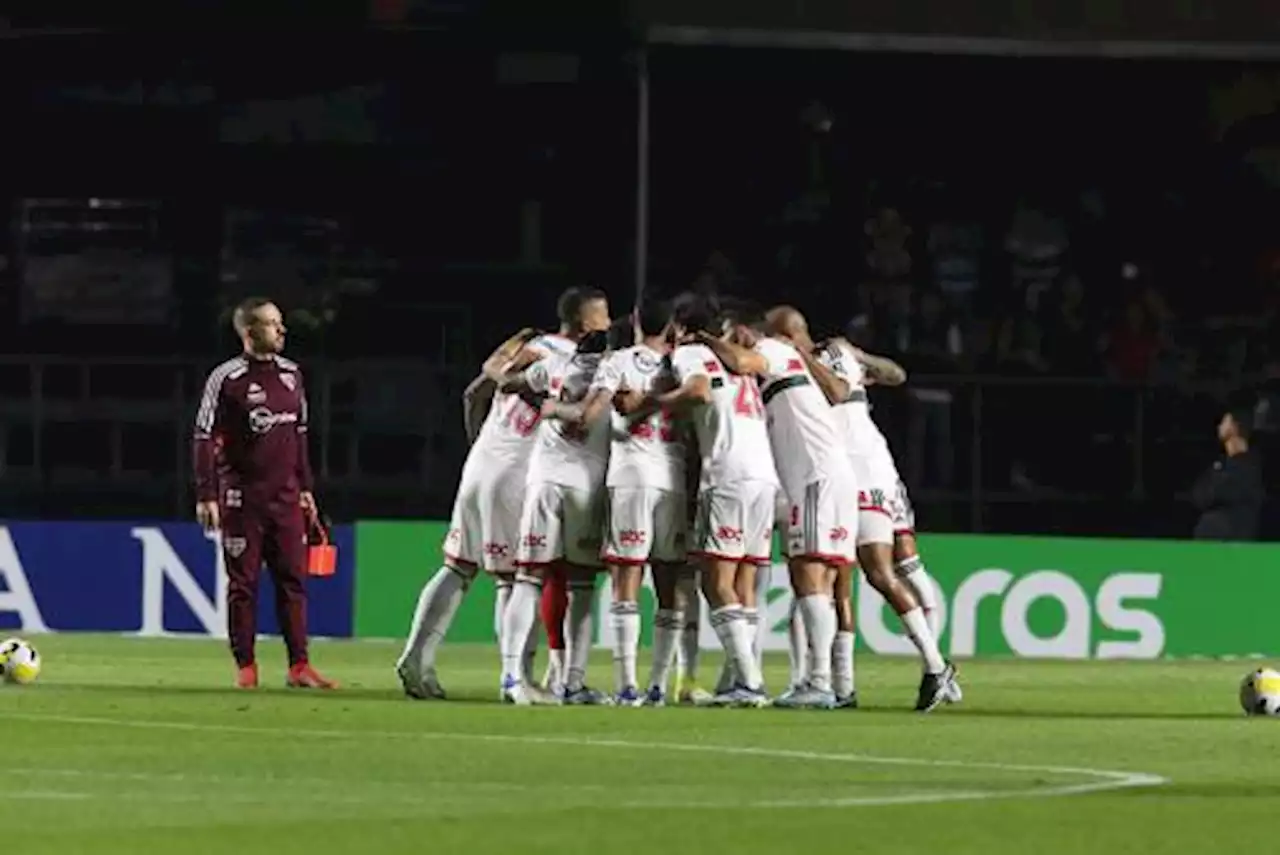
[495,579,513,674]
[546,648,565,689]
[902,607,946,674]
[610,600,641,692]
[675,572,701,681]
[520,624,539,685]
[710,605,762,691]
[754,564,771,676]
[499,578,540,683]
[742,607,761,686]
[396,565,470,672]
[564,582,595,693]
[897,557,941,639]
[832,630,856,698]
[648,608,682,693]
[787,597,808,689]
[797,594,836,693]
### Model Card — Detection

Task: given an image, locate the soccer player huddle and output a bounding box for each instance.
[396,286,962,711]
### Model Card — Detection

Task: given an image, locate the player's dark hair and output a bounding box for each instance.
[671,291,720,335]
[557,286,608,327]
[717,296,765,331]
[232,296,274,333]
[636,299,672,337]
[578,330,609,355]
[607,317,636,350]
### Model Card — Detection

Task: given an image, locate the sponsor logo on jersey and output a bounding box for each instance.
[618,529,647,547]
[484,542,510,558]
[828,526,850,542]
[248,407,299,434]
[523,533,547,549]
[246,383,266,404]
[715,525,743,542]
[279,373,296,391]
[223,536,247,558]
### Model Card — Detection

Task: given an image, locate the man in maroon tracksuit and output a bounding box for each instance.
[193,297,336,690]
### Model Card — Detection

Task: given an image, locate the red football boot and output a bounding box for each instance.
[286,662,338,690]
[236,663,259,689]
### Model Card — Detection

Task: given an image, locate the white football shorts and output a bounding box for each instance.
[443,457,525,573]
[784,475,859,565]
[850,456,895,547]
[890,478,916,535]
[691,479,776,563]
[602,486,688,565]
[515,481,605,568]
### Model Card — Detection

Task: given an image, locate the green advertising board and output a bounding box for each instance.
[353,522,1278,659]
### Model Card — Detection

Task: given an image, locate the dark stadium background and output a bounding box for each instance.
[0,2,1276,539]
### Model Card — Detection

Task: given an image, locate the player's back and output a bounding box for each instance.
[600,344,686,492]
[670,343,774,490]
[527,350,611,491]
[755,336,847,491]
[817,339,895,466]
[473,333,578,461]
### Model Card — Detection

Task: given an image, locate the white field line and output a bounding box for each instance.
[0,712,1168,809]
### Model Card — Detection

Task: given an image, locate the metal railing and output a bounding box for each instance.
[0,357,1232,531]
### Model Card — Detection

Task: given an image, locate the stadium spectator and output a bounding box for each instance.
[1191,407,1264,541]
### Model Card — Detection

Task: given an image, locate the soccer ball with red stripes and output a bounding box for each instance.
[1240,668,1280,716]
[0,638,41,686]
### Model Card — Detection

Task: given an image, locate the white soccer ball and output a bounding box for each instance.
[0,638,41,686]
[1240,668,1280,716]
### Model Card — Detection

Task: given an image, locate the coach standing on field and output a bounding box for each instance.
[193,297,336,690]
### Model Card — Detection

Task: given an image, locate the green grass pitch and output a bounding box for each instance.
[0,635,1274,854]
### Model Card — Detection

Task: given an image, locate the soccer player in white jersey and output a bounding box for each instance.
[644,294,775,707]
[499,331,613,705]
[394,288,608,700]
[814,335,948,705]
[768,307,958,711]
[694,304,857,709]
[578,301,690,706]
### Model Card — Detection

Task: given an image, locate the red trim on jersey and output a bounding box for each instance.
[443,552,478,570]
[601,554,649,566]
[688,549,772,563]
[514,559,559,568]
[858,505,893,518]
[893,528,916,536]
[789,551,855,567]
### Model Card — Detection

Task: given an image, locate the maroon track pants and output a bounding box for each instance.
[220,501,309,668]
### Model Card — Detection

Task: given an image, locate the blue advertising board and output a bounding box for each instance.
[0,523,354,638]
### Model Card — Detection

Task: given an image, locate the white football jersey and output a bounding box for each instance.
[816,339,902,486]
[472,333,578,463]
[524,350,611,492]
[670,343,775,491]
[591,344,686,492]
[754,337,849,497]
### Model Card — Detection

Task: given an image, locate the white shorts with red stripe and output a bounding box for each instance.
[783,474,859,565]
[691,479,776,563]
[602,486,687,565]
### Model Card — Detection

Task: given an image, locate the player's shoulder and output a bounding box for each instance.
[206,355,249,385]
[529,333,577,358]
[274,355,303,375]
[756,336,797,359]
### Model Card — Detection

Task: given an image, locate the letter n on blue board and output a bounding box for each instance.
[0,522,353,637]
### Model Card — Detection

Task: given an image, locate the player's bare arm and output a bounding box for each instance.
[481,328,542,383]
[461,373,497,445]
[494,350,545,393]
[651,376,712,413]
[841,338,907,386]
[696,331,768,376]
[798,348,851,405]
